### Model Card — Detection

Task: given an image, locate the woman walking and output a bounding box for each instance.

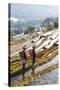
[29,41,36,74]
[19,46,27,79]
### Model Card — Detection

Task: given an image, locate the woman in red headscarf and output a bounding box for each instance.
[19,46,27,79]
[29,41,36,74]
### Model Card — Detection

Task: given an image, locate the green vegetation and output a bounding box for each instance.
[24,26,35,35]
[41,17,58,31]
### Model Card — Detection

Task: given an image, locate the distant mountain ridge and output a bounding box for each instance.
[10,19,42,30]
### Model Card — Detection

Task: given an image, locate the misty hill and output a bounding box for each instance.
[10,19,41,29]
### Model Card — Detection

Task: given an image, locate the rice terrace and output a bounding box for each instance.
[8,4,59,86]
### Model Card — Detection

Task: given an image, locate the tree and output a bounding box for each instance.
[53,17,58,29]
[24,26,35,34]
[41,17,58,31]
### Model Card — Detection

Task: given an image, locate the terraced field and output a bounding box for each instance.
[9,30,59,86]
[11,63,58,86]
[10,45,58,75]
